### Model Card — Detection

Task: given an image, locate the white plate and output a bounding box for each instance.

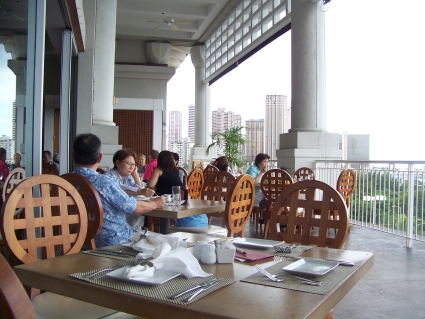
[120,242,134,247]
[232,238,284,250]
[106,267,181,285]
[282,258,339,277]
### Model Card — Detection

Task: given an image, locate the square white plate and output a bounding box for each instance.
[282,258,339,277]
[106,267,181,285]
[232,238,284,249]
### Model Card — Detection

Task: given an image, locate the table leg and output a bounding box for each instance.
[159,217,170,234]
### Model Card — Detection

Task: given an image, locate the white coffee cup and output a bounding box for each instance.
[164,194,172,203]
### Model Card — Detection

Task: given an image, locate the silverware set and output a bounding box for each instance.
[255,265,322,286]
[168,278,221,302]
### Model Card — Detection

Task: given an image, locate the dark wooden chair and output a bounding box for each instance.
[203,164,219,181]
[224,174,255,237]
[61,173,104,249]
[294,167,315,181]
[202,171,236,227]
[260,168,293,238]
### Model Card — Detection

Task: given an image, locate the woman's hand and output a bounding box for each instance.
[139,188,155,197]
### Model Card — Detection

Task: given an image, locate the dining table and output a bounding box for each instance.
[144,199,226,234]
[13,232,374,319]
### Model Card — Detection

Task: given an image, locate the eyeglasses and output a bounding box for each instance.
[122,161,136,167]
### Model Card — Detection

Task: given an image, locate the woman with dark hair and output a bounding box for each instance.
[148,151,208,227]
[213,156,230,172]
[105,149,154,197]
[246,153,270,224]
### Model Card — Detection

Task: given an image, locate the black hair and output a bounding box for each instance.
[112,149,136,169]
[72,133,102,165]
[254,153,270,167]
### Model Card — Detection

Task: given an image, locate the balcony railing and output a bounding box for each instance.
[314,160,425,247]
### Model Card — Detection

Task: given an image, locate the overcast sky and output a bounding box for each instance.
[1,1,424,161]
[167,0,425,161]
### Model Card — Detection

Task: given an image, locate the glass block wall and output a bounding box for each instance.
[205,0,291,80]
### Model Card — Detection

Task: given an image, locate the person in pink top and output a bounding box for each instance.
[142,149,158,182]
[0,148,10,182]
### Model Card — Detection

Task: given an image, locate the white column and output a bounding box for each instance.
[276,0,341,173]
[191,45,211,147]
[92,0,117,126]
[290,0,325,132]
[190,45,215,165]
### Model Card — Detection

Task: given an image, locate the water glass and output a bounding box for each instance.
[172,186,181,205]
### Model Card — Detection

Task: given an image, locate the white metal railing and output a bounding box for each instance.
[314,160,425,247]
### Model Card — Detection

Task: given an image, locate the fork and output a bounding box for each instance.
[85,261,127,278]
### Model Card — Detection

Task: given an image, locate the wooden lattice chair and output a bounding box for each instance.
[260,169,293,239]
[225,174,255,237]
[187,168,204,199]
[203,164,219,181]
[202,171,236,227]
[2,167,26,202]
[269,180,349,249]
[294,167,315,181]
[0,174,135,318]
[332,169,356,230]
[61,173,104,249]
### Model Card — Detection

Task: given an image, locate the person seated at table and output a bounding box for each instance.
[172,152,185,183]
[10,152,22,170]
[246,153,270,224]
[148,151,208,227]
[72,133,165,247]
[143,149,158,183]
[42,150,59,175]
[0,147,9,181]
[212,156,230,172]
[105,149,154,197]
[137,154,147,180]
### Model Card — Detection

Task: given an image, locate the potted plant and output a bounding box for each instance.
[206,126,255,172]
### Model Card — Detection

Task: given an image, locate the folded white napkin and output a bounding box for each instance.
[132,232,185,256]
[124,242,211,281]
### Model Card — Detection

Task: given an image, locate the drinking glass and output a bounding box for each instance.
[172,186,181,205]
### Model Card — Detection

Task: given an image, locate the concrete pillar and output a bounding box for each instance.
[92,0,117,127]
[277,0,341,174]
[190,45,215,164]
[6,35,28,163]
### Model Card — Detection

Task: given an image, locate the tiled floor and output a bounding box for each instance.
[215,217,425,319]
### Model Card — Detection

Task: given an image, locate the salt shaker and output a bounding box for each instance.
[193,241,207,260]
[201,244,217,264]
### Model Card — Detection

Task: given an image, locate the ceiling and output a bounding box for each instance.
[115,0,238,46]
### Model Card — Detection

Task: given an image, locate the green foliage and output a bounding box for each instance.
[206,126,255,170]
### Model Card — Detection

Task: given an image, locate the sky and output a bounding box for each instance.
[167,0,425,161]
[1,0,425,160]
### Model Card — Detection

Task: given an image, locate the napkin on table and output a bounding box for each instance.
[131,232,186,257]
[124,242,211,281]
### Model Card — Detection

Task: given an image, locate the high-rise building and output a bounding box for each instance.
[169,138,193,166]
[188,104,195,143]
[212,108,242,133]
[340,132,370,161]
[265,94,290,160]
[245,119,264,162]
[168,111,182,149]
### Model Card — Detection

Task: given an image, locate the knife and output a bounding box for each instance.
[95,249,136,257]
[182,279,221,302]
[168,278,220,299]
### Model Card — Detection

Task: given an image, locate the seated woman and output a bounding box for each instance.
[212,156,230,172]
[137,154,147,180]
[148,151,208,227]
[246,153,270,224]
[105,149,154,197]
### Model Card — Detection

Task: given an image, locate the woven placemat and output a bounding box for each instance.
[82,244,139,261]
[70,264,235,305]
[240,259,360,295]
